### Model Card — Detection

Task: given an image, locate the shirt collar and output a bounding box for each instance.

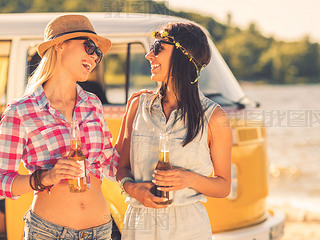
[76,83,88,104]
[149,94,162,111]
[33,83,89,109]
[146,89,205,117]
[33,84,49,109]
[145,94,182,116]
[148,88,204,108]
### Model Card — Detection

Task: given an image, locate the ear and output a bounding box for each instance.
[54,42,65,55]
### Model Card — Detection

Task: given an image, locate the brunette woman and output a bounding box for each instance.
[116,22,233,239]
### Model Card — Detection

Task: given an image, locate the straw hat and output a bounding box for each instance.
[37,14,111,58]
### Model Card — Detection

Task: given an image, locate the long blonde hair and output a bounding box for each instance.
[25,46,57,95]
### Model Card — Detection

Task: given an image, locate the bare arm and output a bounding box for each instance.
[153,107,232,198]
[115,97,139,182]
[114,90,153,154]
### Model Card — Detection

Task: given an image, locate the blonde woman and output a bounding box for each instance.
[0,14,123,239]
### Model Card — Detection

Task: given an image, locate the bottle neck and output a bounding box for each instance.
[70,139,81,150]
[159,151,169,163]
[70,121,81,150]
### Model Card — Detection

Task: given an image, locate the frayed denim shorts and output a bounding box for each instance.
[23,210,112,240]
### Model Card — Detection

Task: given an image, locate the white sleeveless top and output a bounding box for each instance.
[126,90,219,206]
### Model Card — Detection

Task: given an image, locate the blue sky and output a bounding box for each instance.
[167,0,320,42]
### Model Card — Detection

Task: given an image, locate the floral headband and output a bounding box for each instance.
[152,30,206,84]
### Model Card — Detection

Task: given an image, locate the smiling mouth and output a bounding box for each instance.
[151,64,160,70]
[82,62,92,72]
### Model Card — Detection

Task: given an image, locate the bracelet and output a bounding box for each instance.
[119,177,134,197]
[29,169,54,194]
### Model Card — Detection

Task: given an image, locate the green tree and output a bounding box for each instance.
[216,23,271,79]
[0,0,33,12]
[1,0,319,84]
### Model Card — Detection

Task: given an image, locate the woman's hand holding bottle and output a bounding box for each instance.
[152,167,194,192]
[124,181,169,209]
[41,159,83,186]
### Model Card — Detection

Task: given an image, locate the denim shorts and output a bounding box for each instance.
[23,210,112,240]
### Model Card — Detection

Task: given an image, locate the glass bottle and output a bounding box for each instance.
[154,132,173,205]
[68,121,87,192]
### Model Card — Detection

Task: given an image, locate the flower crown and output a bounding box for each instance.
[152,30,206,84]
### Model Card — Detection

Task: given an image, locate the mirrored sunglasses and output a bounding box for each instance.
[70,37,103,64]
[149,40,174,56]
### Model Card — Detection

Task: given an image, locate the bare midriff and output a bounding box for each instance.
[32,173,110,230]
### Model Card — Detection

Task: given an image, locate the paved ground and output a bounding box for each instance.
[282,222,320,240]
[269,204,320,240]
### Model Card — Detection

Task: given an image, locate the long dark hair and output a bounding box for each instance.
[154,22,211,146]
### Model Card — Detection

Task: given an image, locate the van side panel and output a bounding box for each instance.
[204,140,269,232]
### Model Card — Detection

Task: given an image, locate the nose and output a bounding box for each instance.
[145,50,155,61]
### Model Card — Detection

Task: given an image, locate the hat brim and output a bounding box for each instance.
[37,32,111,58]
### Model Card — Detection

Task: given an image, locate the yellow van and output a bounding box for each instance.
[0,12,284,240]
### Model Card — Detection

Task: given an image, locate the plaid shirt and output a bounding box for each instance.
[0,84,119,199]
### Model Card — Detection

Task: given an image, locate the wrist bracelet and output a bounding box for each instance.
[29,169,54,194]
[119,177,134,197]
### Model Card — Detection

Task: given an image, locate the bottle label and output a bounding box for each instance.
[168,191,173,200]
[79,161,86,178]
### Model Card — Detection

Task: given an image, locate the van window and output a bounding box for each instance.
[26,45,41,83]
[104,42,155,104]
[104,44,127,104]
[0,41,11,112]
[128,43,155,97]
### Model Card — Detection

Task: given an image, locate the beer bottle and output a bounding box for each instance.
[154,132,173,205]
[68,121,87,192]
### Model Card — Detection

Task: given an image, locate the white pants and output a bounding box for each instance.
[122,202,212,240]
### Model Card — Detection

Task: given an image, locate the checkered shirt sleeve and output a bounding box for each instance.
[0,103,27,199]
[90,98,119,181]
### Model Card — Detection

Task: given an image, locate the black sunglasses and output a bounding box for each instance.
[70,37,103,64]
[149,40,175,56]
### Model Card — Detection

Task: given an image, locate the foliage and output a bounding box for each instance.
[0,0,319,84]
[217,22,320,84]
